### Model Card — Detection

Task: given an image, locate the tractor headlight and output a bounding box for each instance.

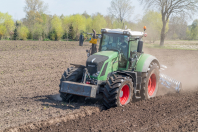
[92,71,100,77]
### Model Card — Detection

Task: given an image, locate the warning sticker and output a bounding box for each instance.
[89,38,97,44]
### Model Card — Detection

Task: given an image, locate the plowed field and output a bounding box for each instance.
[0,41,197,132]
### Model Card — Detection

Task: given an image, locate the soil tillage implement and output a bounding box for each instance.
[59,27,182,109]
[159,65,182,93]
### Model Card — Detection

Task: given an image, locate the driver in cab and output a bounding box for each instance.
[120,36,128,58]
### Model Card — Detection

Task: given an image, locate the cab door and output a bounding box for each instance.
[128,39,139,69]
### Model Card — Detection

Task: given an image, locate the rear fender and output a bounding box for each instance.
[135,54,160,72]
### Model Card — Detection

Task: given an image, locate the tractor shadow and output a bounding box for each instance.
[32,94,103,111]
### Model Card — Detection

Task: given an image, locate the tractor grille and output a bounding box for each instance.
[86,55,109,75]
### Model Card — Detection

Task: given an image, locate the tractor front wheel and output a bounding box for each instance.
[102,74,133,109]
[59,66,85,102]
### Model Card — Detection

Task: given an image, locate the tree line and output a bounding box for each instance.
[1,0,198,43]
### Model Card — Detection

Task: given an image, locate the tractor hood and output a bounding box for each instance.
[86,51,118,76]
[94,51,119,58]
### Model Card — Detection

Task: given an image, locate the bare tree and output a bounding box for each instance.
[167,15,188,40]
[24,0,48,13]
[23,0,48,39]
[140,0,198,46]
[108,0,134,23]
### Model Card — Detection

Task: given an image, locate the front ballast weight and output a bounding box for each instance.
[60,67,98,98]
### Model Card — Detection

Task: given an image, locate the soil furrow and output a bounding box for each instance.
[0,41,197,131]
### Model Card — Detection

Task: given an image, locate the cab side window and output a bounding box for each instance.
[129,39,138,69]
[130,40,138,53]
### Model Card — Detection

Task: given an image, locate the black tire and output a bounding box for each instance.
[140,62,160,99]
[102,74,133,109]
[59,66,84,102]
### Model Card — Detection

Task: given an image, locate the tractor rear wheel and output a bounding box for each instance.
[102,74,133,109]
[141,62,160,99]
[59,66,85,102]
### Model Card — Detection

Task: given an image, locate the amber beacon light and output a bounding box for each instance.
[144,26,147,31]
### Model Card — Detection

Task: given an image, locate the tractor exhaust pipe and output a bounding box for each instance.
[91,29,97,55]
[86,29,98,57]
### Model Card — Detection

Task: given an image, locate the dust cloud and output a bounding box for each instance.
[144,47,198,93]
[162,61,198,92]
[51,94,62,101]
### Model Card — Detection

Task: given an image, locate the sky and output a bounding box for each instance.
[0,0,196,24]
[0,0,144,22]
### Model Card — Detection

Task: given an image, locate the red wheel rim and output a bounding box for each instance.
[148,74,156,96]
[119,85,130,105]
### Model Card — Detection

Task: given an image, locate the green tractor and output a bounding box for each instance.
[59,28,171,109]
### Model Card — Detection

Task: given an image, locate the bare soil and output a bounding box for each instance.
[0,41,197,132]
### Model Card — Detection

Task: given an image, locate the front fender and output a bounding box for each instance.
[135,54,160,72]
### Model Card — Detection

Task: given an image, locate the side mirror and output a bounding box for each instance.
[137,41,143,53]
[79,34,84,46]
[127,37,130,42]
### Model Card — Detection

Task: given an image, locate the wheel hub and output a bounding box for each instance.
[119,85,130,105]
[120,91,123,98]
[148,74,156,96]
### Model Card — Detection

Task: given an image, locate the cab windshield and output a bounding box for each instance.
[100,33,129,68]
[100,33,129,59]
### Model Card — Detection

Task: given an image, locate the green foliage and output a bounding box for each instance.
[0,12,14,39]
[62,16,72,31]
[13,28,18,40]
[92,13,107,34]
[3,13,15,32]
[0,25,7,39]
[61,15,73,40]
[27,31,33,39]
[33,23,43,40]
[41,13,51,39]
[68,25,75,40]
[49,29,57,40]
[43,38,51,41]
[18,25,29,40]
[113,20,123,29]
[190,20,198,40]
[85,17,92,35]
[104,15,114,29]
[70,14,86,40]
[23,0,50,40]
[3,0,197,41]
[186,27,192,40]
[51,15,63,40]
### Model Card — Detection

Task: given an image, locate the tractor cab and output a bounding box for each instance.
[99,29,145,70]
